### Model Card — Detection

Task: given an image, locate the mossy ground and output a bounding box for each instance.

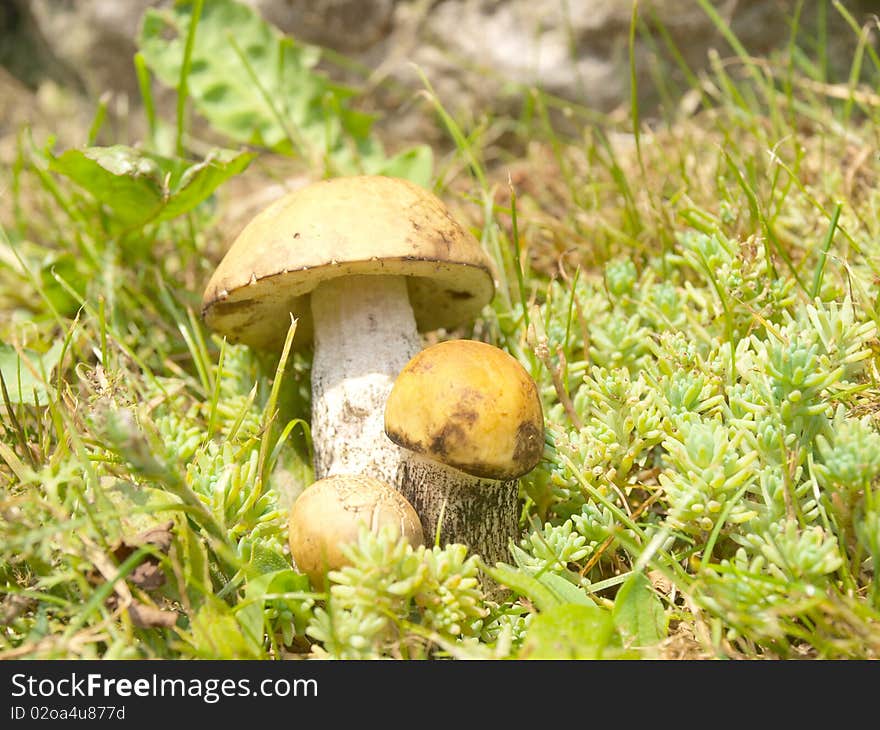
[1,1,879,659]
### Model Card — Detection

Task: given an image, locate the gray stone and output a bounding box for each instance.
[241,0,395,52]
[28,0,155,102]
[6,0,877,144]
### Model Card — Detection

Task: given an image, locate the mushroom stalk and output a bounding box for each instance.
[396,453,519,567]
[310,274,421,484]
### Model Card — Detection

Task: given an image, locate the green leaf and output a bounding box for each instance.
[0,339,63,405]
[50,146,165,228]
[157,147,255,222]
[138,0,342,156]
[519,604,617,659]
[49,145,254,232]
[369,144,435,189]
[235,567,282,649]
[103,480,182,540]
[611,572,667,648]
[188,600,263,658]
[247,543,292,577]
[176,520,212,610]
[233,599,264,652]
[39,253,87,316]
[482,562,562,612]
[237,567,312,647]
[136,0,431,181]
[535,572,594,606]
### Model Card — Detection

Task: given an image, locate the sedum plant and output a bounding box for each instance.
[4,0,880,661]
[306,528,488,659]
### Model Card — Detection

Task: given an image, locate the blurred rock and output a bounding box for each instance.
[28,0,154,102]
[394,0,787,113]
[244,0,877,124]
[3,0,877,147]
[242,0,395,53]
[0,0,84,92]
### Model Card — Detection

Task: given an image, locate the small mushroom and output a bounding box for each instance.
[201,175,494,484]
[288,474,424,586]
[384,339,545,566]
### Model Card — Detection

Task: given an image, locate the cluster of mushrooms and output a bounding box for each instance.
[201,175,544,586]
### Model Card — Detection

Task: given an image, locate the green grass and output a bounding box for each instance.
[1,0,880,659]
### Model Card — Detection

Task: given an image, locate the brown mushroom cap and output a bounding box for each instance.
[384,339,545,480]
[201,175,495,350]
[288,474,424,585]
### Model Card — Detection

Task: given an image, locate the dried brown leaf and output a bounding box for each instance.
[125,601,179,629]
[88,520,175,591]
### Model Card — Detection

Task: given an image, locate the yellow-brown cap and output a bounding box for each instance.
[384,340,545,480]
[201,175,495,350]
[288,474,424,585]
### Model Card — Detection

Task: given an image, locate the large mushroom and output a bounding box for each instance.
[201,175,495,485]
[288,474,424,586]
[384,339,545,566]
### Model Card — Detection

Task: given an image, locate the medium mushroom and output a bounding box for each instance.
[288,473,424,586]
[201,175,495,485]
[384,339,545,566]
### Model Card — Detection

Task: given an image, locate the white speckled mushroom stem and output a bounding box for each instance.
[310,275,421,484]
[395,452,519,568]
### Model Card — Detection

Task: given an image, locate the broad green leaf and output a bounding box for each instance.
[506,545,592,606]
[188,600,263,658]
[40,253,87,316]
[237,567,312,647]
[263,569,314,642]
[138,0,345,155]
[246,543,292,577]
[612,572,667,648]
[233,599,264,652]
[0,339,63,405]
[370,144,435,189]
[176,520,212,610]
[519,604,616,659]
[535,572,593,606]
[137,0,432,182]
[156,147,255,222]
[235,567,281,649]
[482,562,561,612]
[103,480,183,542]
[49,145,254,232]
[50,146,164,228]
